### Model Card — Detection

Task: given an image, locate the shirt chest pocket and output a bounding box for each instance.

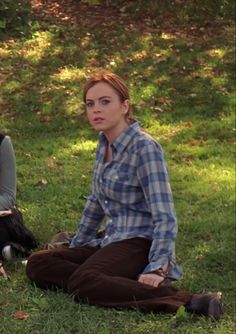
[109,170,139,184]
[103,169,142,203]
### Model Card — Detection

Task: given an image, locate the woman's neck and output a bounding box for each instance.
[104,144,113,162]
[103,119,130,145]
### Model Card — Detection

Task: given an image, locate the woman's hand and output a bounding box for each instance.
[138,273,164,287]
[0,261,8,280]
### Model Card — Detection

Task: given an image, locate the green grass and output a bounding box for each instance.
[0,7,235,334]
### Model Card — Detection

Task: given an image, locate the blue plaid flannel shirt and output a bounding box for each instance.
[70,121,182,279]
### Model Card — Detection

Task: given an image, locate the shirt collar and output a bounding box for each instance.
[99,120,140,154]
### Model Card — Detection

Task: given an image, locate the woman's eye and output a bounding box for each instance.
[86,102,93,108]
[101,99,110,105]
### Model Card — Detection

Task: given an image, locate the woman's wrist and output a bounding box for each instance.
[153,268,167,278]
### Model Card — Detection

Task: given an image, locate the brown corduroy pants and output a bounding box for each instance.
[26,237,193,314]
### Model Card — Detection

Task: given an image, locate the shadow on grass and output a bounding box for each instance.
[0,6,234,139]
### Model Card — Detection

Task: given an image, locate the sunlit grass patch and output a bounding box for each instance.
[207,48,227,59]
[55,139,97,161]
[0,45,11,58]
[161,32,177,40]
[3,79,21,92]
[51,66,86,82]
[21,31,56,64]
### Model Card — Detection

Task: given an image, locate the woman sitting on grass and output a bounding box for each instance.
[0,133,37,278]
[26,72,223,320]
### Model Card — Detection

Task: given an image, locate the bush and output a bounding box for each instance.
[99,0,235,22]
[0,0,32,37]
[173,0,235,22]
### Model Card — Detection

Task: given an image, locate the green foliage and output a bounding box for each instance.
[99,0,235,22]
[173,0,235,21]
[0,0,32,37]
[176,305,188,319]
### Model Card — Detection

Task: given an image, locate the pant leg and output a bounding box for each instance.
[26,246,99,290]
[67,238,193,314]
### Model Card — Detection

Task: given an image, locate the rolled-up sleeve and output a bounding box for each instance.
[137,142,182,279]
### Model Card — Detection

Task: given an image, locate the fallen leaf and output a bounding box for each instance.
[154,54,167,63]
[14,311,29,320]
[41,115,54,123]
[185,121,193,128]
[47,157,56,168]
[154,107,164,113]
[0,264,8,280]
[157,97,173,106]
[34,179,48,188]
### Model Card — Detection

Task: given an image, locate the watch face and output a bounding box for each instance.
[155,269,166,277]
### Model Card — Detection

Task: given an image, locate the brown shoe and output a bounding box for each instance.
[185,292,223,320]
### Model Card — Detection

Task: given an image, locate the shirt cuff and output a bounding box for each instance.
[142,259,183,280]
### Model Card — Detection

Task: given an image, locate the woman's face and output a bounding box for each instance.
[85,82,129,136]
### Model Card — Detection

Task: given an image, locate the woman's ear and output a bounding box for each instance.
[122,99,129,114]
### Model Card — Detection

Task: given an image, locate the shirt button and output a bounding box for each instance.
[109,219,113,223]
[104,200,108,204]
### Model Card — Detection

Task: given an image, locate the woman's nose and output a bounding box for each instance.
[93,102,101,113]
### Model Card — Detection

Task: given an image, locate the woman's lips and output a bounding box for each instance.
[93,117,104,123]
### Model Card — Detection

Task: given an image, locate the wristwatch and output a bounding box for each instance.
[154,268,167,278]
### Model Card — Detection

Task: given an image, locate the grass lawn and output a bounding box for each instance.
[0,3,235,333]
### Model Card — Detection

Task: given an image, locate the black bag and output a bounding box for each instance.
[0,208,38,258]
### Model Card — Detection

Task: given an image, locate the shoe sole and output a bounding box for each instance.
[2,245,14,261]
